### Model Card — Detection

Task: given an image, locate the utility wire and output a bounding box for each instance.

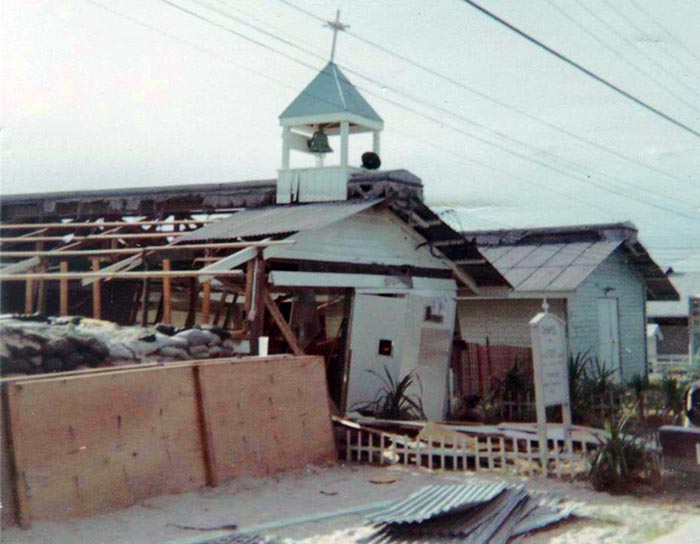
[276,0,697,189]
[626,0,700,65]
[601,0,700,85]
[185,0,700,217]
[458,0,700,140]
[86,0,694,239]
[83,0,639,223]
[547,0,700,115]
[573,0,700,108]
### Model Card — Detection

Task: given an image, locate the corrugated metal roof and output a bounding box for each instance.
[365,482,506,525]
[279,62,383,124]
[177,199,381,242]
[479,241,620,292]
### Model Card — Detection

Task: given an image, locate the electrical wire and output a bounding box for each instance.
[275,0,697,189]
[169,0,700,220]
[458,0,700,139]
[572,0,700,108]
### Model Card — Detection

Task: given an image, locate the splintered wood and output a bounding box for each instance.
[1,355,336,527]
[342,421,591,479]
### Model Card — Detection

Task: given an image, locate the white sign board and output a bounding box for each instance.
[529,310,571,469]
[530,312,570,407]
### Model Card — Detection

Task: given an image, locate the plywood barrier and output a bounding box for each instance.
[198,356,337,482]
[1,355,335,527]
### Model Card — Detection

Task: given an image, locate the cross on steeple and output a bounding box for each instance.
[324,10,349,62]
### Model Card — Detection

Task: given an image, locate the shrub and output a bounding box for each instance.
[356,366,426,420]
[589,416,660,493]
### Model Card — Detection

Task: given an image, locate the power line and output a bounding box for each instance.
[188,0,699,216]
[154,0,700,223]
[275,0,698,189]
[458,0,700,140]
[547,0,700,116]
[600,0,700,85]
[84,0,694,240]
[626,0,700,65]
[574,0,700,109]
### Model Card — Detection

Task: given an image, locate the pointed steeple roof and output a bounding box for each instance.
[280,62,383,128]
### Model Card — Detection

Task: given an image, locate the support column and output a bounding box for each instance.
[59,261,69,316]
[372,130,381,155]
[202,280,211,324]
[340,121,349,167]
[248,251,266,356]
[281,126,291,169]
[162,259,172,325]
[91,259,102,319]
[24,275,34,314]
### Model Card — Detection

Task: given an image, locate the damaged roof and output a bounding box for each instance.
[463,222,678,301]
[178,197,510,291]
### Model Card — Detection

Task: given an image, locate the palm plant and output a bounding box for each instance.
[357,366,426,420]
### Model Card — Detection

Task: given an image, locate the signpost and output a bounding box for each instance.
[529,303,571,470]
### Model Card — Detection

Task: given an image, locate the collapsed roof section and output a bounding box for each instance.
[178,197,510,294]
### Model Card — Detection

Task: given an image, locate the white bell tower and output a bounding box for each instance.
[277,11,383,203]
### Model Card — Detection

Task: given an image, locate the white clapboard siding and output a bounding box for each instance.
[265,208,452,270]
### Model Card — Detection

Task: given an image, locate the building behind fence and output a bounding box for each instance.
[452,338,533,399]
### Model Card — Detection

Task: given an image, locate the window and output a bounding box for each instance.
[378,339,393,356]
[424,305,444,324]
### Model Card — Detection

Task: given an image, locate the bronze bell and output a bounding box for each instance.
[307,126,333,154]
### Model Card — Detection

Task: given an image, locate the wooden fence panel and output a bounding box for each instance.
[198,356,336,481]
[5,366,207,524]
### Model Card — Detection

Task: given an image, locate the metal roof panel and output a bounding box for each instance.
[177,199,381,242]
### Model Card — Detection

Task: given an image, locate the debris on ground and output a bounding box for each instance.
[362,482,574,543]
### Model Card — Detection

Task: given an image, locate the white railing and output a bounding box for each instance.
[649,355,693,376]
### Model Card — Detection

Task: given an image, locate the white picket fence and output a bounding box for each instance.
[343,426,595,479]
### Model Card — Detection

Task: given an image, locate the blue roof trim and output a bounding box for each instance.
[280,62,383,123]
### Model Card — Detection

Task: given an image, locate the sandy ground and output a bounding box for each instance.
[1,463,699,544]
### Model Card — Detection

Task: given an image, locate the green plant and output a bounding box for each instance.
[568,349,593,421]
[628,373,650,422]
[661,375,684,422]
[589,416,658,493]
[357,366,426,420]
[503,358,533,399]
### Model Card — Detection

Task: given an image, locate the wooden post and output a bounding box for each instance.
[201,280,211,324]
[248,252,265,355]
[91,259,102,319]
[37,255,46,315]
[263,288,304,356]
[162,259,172,325]
[140,278,151,326]
[24,276,34,314]
[59,261,69,316]
[185,277,197,328]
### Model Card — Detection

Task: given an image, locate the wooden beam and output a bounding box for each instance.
[248,253,265,355]
[24,276,34,314]
[0,240,294,258]
[162,260,172,324]
[263,288,304,356]
[59,262,69,316]
[0,232,186,243]
[0,219,217,230]
[201,281,211,324]
[0,270,245,281]
[91,259,102,319]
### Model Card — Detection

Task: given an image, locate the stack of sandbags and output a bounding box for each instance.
[0,316,249,376]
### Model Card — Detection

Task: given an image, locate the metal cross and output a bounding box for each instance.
[324,9,349,62]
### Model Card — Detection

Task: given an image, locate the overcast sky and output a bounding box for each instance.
[2,0,699,270]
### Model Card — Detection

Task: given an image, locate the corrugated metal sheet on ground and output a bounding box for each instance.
[362,483,574,544]
[365,482,506,525]
[479,241,620,292]
[177,199,381,242]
